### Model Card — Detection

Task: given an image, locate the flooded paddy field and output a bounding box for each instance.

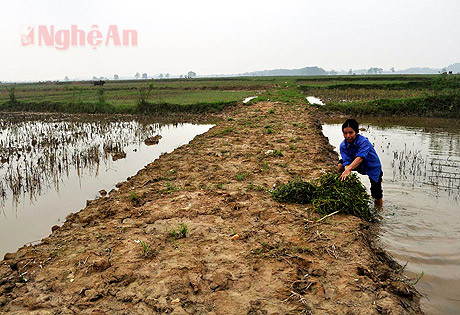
[322,116,460,315]
[0,112,213,257]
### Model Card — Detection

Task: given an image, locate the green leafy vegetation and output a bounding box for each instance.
[137,240,152,257]
[299,74,460,118]
[236,172,249,181]
[163,182,181,193]
[312,173,371,220]
[324,94,460,118]
[271,179,316,204]
[2,74,458,117]
[169,223,188,239]
[129,192,141,207]
[0,79,261,114]
[272,172,372,221]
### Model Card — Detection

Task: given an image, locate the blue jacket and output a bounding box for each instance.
[340,134,382,182]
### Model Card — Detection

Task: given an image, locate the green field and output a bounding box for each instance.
[1,75,459,117]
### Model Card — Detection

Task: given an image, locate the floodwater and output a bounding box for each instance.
[306,96,324,105]
[322,117,460,315]
[0,113,213,258]
[243,96,257,104]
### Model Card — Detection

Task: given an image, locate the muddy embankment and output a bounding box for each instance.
[0,101,422,314]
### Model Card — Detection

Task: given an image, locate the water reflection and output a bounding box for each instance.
[0,114,196,207]
[322,117,460,315]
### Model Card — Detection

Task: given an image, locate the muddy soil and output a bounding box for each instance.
[0,101,421,314]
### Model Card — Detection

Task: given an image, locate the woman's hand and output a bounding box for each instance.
[340,166,352,181]
[339,157,363,181]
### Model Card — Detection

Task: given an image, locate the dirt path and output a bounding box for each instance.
[0,101,421,314]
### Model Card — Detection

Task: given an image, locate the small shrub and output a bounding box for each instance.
[248,182,266,192]
[262,161,270,171]
[169,223,188,239]
[273,149,283,157]
[164,182,180,193]
[129,192,141,206]
[236,172,249,181]
[136,240,153,257]
[138,85,153,105]
[97,88,106,104]
[6,86,17,104]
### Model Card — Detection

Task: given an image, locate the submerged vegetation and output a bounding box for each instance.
[0,114,164,206]
[272,173,372,221]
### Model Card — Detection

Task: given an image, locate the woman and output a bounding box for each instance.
[338,119,383,207]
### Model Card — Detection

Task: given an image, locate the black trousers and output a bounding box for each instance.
[369,171,383,200]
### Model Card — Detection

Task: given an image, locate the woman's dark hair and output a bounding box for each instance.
[342,119,359,133]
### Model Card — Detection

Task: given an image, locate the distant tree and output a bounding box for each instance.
[348,69,353,75]
[92,76,98,80]
[187,71,196,78]
[329,70,337,76]
[64,76,69,81]
[135,72,140,79]
[367,67,382,75]
[142,73,148,79]
[99,77,104,80]
[179,75,183,78]
[390,67,395,73]
[159,73,164,79]
[165,73,170,78]
[114,74,119,80]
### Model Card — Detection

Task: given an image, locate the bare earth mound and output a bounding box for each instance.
[0,102,421,314]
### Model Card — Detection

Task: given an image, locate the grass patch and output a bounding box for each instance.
[129,192,142,207]
[323,94,460,118]
[169,223,188,239]
[161,182,181,194]
[212,127,234,137]
[236,172,249,181]
[273,149,283,157]
[136,240,153,257]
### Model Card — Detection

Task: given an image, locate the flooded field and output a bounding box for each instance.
[322,117,460,315]
[0,113,213,258]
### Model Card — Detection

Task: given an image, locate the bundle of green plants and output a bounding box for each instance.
[312,172,371,220]
[271,173,372,221]
[271,179,317,204]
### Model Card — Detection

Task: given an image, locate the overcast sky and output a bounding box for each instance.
[1,0,459,81]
